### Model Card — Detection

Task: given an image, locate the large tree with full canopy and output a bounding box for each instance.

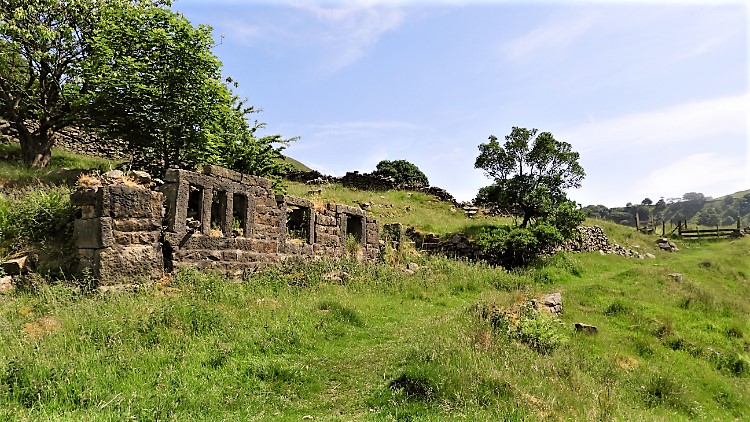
[1,0,292,182]
[473,127,585,267]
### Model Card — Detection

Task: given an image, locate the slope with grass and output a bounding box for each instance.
[0,149,748,420]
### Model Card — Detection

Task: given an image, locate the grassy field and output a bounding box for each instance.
[0,149,748,420]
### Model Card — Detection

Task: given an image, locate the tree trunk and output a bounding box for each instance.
[18,126,54,169]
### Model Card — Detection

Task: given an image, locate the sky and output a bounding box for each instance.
[174,0,749,207]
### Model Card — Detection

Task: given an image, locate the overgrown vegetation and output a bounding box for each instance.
[1,234,748,419]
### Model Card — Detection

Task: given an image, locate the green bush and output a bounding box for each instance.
[0,186,74,256]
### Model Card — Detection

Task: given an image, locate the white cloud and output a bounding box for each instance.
[559,94,748,155]
[634,152,748,200]
[501,12,598,60]
[294,3,406,72]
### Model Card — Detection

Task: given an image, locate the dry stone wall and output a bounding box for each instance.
[0,118,128,158]
[286,170,459,205]
[72,165,380,285]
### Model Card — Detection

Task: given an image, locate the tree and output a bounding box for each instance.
[372,159,429,187]
[0,0,102,167]
[641,198,653,206]
[474,127,585,268]
[682,192,707,203]
[697,207,720,227]
[83,3,292,178]
[474,127,585,228]
[1,0,292,179]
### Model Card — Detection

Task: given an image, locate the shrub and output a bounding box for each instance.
[0,186,75,258]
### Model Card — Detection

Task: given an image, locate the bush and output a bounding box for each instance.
[476,221,566,268]
[372,159,429,187]
[0,186,75,255]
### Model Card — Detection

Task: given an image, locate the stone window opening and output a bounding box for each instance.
[211,190,227,237]
[232,193,248,237]
[345,214,364,244]
[286,205,310,244]
[187,185,203,231]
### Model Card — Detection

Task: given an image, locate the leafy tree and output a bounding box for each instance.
[82,3,292,178]
[372,159,429,187]
[697,207,720,227]
[1,0,292,180]
[738,194,750,215]
[682,192,707,203]
[474,127,585,268]
[0,0,102,167]
[641,198,653,206]
[474,127,584,228]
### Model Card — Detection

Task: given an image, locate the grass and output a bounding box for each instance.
[1,148,749,420]
[0,143,118,188]
[1,234,749,420]
[286,181,513,236]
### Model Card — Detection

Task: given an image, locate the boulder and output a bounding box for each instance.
[1,256,31,275]
[575,323,598,334]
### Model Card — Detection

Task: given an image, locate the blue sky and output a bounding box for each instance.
[174,0,748,207]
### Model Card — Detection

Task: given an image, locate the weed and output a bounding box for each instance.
[604,300,629,316]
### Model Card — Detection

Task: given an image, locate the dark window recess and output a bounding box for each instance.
[286,206,310,242]
[232,194,248,237]
[187,185,203,230]
[211,191,227,236]
[346,215,364,243]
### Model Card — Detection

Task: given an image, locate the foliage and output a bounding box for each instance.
[372,159,429,187]
[473,127,585,267]
[474,127,584,228]
[0,0,101,167]
[82,3,293,181]
[1,0,292,182]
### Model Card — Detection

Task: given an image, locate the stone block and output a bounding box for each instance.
[74,217,114,248]
[251,240,279,254]
[101,185,163,219]
[1,256,30,275]
[70,188,99,207]
[241,173,271,190]
[113,218,161,232]
[202,165,243,182]
[94,245,163,285]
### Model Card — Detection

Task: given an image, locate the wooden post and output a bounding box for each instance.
[738,217,741,230]
[662,221,665,236]
[635,213,640,231]
[678,221,682,237]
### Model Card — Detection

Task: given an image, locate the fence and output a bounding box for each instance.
[676,218,743,239]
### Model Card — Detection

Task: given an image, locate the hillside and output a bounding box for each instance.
[1,148,749,420]
[583,189,750,229]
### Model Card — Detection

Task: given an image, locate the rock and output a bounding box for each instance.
[645,253,656,259]
[130,170,152,184]
[104,170,125,180]
[0,275,14,292]
[575,323,598,334]
[1,256,30,275]
[668,273,684,283]
[406,262,420,271]
[540,292,563,316]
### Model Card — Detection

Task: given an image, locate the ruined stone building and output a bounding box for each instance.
[72,165,380,285]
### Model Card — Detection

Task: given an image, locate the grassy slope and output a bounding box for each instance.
[0,150,748,420]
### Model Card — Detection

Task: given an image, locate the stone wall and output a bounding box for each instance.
[72,165,381,284]
[0,118,128,158]
[286,169,459,205]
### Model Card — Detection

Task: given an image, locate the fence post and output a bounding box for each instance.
[662,221,665,236]
[678,221,682,236]
[738,217,741,230]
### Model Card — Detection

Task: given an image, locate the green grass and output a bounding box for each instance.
[0,143,118,188]
[1,148,749,420]
[1,235,749,420]
[287,181,513,236]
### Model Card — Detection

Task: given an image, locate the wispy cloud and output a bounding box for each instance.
[558,94,748,155]
[501,12,598,60]
[307,120,422,138]
[635,152,748,200]
[295,3,405,72]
